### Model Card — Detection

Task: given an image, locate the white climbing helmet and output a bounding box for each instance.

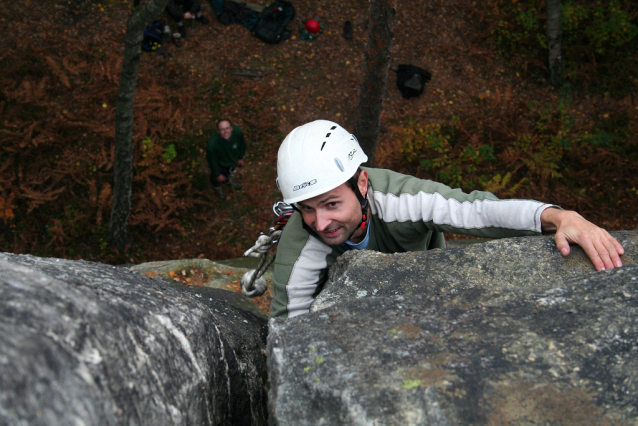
[277,120,368,204]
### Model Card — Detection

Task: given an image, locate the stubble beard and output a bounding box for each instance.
[315,221,359,246]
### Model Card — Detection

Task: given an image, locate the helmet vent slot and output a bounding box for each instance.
[334,157,344,172]
[321,142,326,150]
[330,126,337,130]
[325,133,331,137]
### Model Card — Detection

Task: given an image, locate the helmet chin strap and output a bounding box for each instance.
[347,176,369,231]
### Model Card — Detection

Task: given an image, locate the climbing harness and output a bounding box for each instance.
[241,201,294,297]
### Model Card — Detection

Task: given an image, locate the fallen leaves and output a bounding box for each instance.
[1,0,635,267]
[168,268,208,286]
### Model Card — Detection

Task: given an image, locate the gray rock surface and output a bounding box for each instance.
[0,253,268,426]
[268,231,638,425]
[313,231,637,312]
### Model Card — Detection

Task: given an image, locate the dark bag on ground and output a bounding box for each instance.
[142,21,164,52]
[394,64,432,99]
[253,0,296,43]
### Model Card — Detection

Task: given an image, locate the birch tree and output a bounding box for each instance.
[547,0,564,86]
[354,0,397,166]
[109,0,170,252]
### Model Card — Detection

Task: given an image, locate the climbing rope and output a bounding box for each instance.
[241,201,294,297]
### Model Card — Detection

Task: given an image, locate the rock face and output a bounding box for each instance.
[268,231,638,425]
[0,253,268,426]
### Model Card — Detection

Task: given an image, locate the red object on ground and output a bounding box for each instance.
[304,19,321,35]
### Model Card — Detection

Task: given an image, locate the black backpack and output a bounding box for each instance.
[142,21,164,52]
[394,64,432,99]
[253,0,296,44]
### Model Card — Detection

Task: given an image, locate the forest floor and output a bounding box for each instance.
[2,0,637,265]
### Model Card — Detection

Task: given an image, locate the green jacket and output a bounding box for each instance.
[270,167,553,319]
[205,125,246,177]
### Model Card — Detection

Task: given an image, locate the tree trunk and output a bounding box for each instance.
[547,0,563,86]
[108,0,169,252]
[354,0,396,166]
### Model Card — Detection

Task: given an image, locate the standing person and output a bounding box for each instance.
[165,0,209,46]
[206,119,246,201]
[270,120,624,319]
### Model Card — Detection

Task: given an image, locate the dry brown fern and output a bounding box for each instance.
[45,56,71,89]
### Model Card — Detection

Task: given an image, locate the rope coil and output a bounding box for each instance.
[241,202,293,297]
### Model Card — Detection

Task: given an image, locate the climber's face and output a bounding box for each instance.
[296,171,369,246]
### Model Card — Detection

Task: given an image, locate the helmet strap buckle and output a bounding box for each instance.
[347,174,369,230]
[360,211,368,229]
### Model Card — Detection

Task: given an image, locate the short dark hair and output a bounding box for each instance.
[217,119,232,130]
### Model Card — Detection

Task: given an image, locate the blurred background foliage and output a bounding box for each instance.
[1,0,636,264]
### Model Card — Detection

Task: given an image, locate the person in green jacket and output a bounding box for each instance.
[206,119,246,200]
[271,120,625,318]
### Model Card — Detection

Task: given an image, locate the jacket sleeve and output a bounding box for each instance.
[205,136,220,177]
[270,213,338,319]
[366,167,554,239]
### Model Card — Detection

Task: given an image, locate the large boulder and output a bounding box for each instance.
[0,253,268,426]
[268,231,638,425]
[313,231,638,312]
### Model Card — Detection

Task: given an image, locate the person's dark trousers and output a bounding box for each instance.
[209,166,233,187]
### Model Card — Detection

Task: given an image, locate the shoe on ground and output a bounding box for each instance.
[343,21,353,40]
[197,15,210,25]
[213,186,225,200]
[226,180,243,190]
[178,25,187,38]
